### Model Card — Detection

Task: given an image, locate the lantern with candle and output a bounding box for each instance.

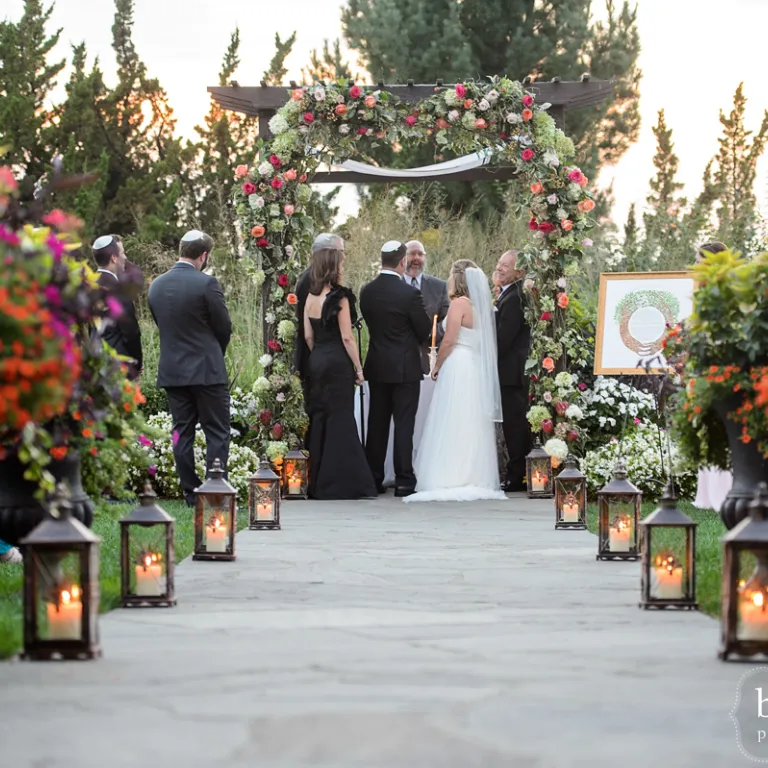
[639,480,697,609]
[119,483,176,607]
[720,483,768,660]
[554,454,587,529]
[249,458,281,530]
[429,313,438,373]
[596,459,642,561]
[193,459,237,561]
[282,449,309,499]
[19,484,101,660]
[525,438,553,498]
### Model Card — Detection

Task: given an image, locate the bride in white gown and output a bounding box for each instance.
[404,260,506,503]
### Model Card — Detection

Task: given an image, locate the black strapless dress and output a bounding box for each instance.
[306,286,377,500]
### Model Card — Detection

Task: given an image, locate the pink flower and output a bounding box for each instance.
[541,419,554,435]
[578,382,587,392]
[455,84,467,98]
[567,430,579,443]
[0,224,20,246]
[242,182,256,195]
[350,85,361,98]
[303,112,315,124]
[138,434,153,448]
[267,339,282,352]
[106,295,124,318]
[358,127,367,135]
[521,148,535,162]
[259,409,272,426]
[634,417,641,425]
[528,218,539,231]
[284,204,295,216]
[256,237,270,248]
[538,221,556,234]
[277,273,289,288]
[540,312,552,322]
[42,209,68,227]
[271,177,283,190]
[522,94,534,107]
[269,154,282,168]
[405,116,417,127]
[568,169,583,184]
[555,401,568,416]
[148,465,157,476]
[283,169,297,181]
[234,164,249,178]
[474,118,487,129]
[582,238,594,248]
[172,429,179,446]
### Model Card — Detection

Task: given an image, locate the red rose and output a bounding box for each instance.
[272,424,284,440]
[358,127,367,135]
[567,430,579,443]
[269,154,282,168]
[271,177,283,189]
[541,419,554,435]
[256,237,269,248]
[455,84,466,98]
[277,273,289,288]
[259,409,272,426]
[555,401,568,416]
[303,112,315,124]
[522,94,534,107]
[528,218,539,231]
[350,85,361,98]
[405,116,417,127]
[538,222,556,234]
[267,339,282,352]
[540,312,552,322]
[242,182,256,195]
[521,148,535,162]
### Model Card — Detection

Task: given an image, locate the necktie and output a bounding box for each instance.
[411,277,418,289]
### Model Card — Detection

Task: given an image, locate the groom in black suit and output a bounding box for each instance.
[360,241,432,496]
[495,249,532,492]
[148,230,232,506]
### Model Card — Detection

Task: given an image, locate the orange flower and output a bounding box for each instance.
[283,169,297,181]
[578,175,588,188]
[50,446,68,460]
[90,447,98,456]
[82,428,93,438]
[577,198,596,213]
[124,402,132,412]
[557,292,569,309]
[365,95,377,108]
[251,225,266,238]
[522,109,533,121]
[561,219,573,231]
[530,181,544,194]
[464,99,473,109]
[542,357,555,372]
[287,293,298,305]
[755,375,768,406]
[292,89,304,101]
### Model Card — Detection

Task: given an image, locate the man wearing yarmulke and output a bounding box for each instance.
[148,230,232,506]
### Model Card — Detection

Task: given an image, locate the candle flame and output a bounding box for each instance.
[213,518,221,529]
[151,554,158,563]
[754,592,765,608]
[144,555,152,567]
[61,589,71,605]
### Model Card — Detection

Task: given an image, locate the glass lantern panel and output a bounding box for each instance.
[557,479,583,522]
[284,459,307,493]
[736,551,768,642]
[254,481,277,521]
[647,528,688,600]
[34,550,84,642]
[603,496,636,553]
[529,460,551,492]
[202,493,232,553]
[128,524,168,597]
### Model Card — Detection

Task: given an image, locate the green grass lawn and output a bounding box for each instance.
[586,500,725,617]
[0,498,252,660]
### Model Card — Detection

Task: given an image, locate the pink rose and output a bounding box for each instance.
[256,237,269,248]
[538,221,556,234]
[528,218,539,231]
[567,430,579,443]
[521,148,535,162]
[277,273,289,288]
[235,164,248,178]
[271,177,283,190]
[405,116,417,126]
[259,409,272,426]
[474,118,487,129]
[242,182,256,195]
[283,169,297,181]
[284,204,295,216]
[350,85,361,98]
[455,84,466,98]
[568,169,583,183]
[540,312,552,322]
[269,154,282,168]
[303,112,315,124]
[541,419,554,435]
[555,401,568,416]
[522,94,534,107]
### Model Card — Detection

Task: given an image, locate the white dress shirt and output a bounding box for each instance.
[403,272,422,290]
[380,269,402,278]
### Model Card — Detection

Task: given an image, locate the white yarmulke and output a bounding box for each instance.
[181,229,205,242]
[381,240,403,253]
[92,235,113,250]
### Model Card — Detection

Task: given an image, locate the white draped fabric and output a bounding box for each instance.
[335,148,496,178]
[694,468,733,511]
[353,378,436,486]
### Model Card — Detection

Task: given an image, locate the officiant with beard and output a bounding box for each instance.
[360,241,432,496]
[403,240,450,373]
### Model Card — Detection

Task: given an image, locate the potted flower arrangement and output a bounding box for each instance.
[664,247,768,528]
[0,164,152,544]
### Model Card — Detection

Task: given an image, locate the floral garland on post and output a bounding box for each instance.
[232,77,597,461]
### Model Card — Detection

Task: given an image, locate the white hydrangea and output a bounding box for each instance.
[249,195,265,210]
[339,124,350,136]
[252,376,271,395]
[554,372,575,389]
[277,319,296,342]
[444,90,461,107]
[557,277,567,289]
[544,438,569,461]
[565,404,583,421]
[268,113,290,135]
[259,354,273,368]
[506,112,522,124]
[258,162,273,177]
[543,149,560,167]
[265,311,276,324]
[285,245,294,257]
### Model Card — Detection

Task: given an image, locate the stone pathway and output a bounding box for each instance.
[0,495,749,767]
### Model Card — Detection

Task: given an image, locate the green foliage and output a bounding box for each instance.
[301,38,354,84]
[263,31,297,85]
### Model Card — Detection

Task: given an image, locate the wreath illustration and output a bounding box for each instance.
[613,290,680,356]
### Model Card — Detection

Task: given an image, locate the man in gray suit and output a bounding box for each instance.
[403,240,450,374]
[148,230,232,506]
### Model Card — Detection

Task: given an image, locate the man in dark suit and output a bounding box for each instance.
[495,249,532,492]
[92,234,143,380]
[148,230,232,506]
[403,240,450,374]
[360,241,432,496]
[294,233,345,407]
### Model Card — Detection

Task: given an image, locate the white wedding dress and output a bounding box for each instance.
[404,268,506,503]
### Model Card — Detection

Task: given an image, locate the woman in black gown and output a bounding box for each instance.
[303,247,377,500]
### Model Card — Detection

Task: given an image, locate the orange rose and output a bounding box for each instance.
[561,219,573,231]
[334,104,347,116]
[464,99,473,109]
[287,293,298,305]
[530,181,544,194]
[365,95,377,108]
[557,292,569,309]
[522,109,533,121]
[542,357,555,372]
[251,225,266,238]
[578,175,588,188]
[292,89,304,101]
[283,169,297,181]
[577,198,596,213]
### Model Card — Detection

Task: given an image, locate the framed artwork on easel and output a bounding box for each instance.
[594,271,696,375]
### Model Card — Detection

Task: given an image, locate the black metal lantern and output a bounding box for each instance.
[193,458,237,561]
[596,459,642,561]
[249,458,281,530]
[282,448,309,499]
[19,483,101,661]
[720,483,768,660]
[526,438,553,499]
[554,454,587,529]
[119,483,176,607]
[639,480,697,610]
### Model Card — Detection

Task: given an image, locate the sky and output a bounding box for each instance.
[9,0,768,228]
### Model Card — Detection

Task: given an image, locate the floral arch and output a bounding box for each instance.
[232,77,598,463]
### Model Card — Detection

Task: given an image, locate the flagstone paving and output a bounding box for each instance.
[0,495,749,767]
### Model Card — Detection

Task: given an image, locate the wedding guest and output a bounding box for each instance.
[92,234,143,380]
[492,269,502,299]
[361,241,432,496]
[147,230,232,507]
[0,538,22,564]
[403,239,450,374]
[303,244,376,500]
[495,249,531,492]
[696,241,727,263]
[295,233,345,409]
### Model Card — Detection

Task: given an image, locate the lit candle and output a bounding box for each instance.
[206,516,228,553]
[431,314,438,348]
[46,585,82,640]
[288,475,302,495]
[135,553,164,597]
[651,554,683,599]
[256,500,274,520]
[562,497,580,523]
[739,589,768,641]
[608,517,631,552]
[531,469,547,492]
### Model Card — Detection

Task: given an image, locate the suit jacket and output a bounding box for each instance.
[403,273,450,375]
[147,262,232,388]
[96,270,143,376]
[495,278,531,388]
[360,273,432,384]
[293,267,312,380]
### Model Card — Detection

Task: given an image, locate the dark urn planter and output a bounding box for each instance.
[0,451,94,546]
[715,396,768,529]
